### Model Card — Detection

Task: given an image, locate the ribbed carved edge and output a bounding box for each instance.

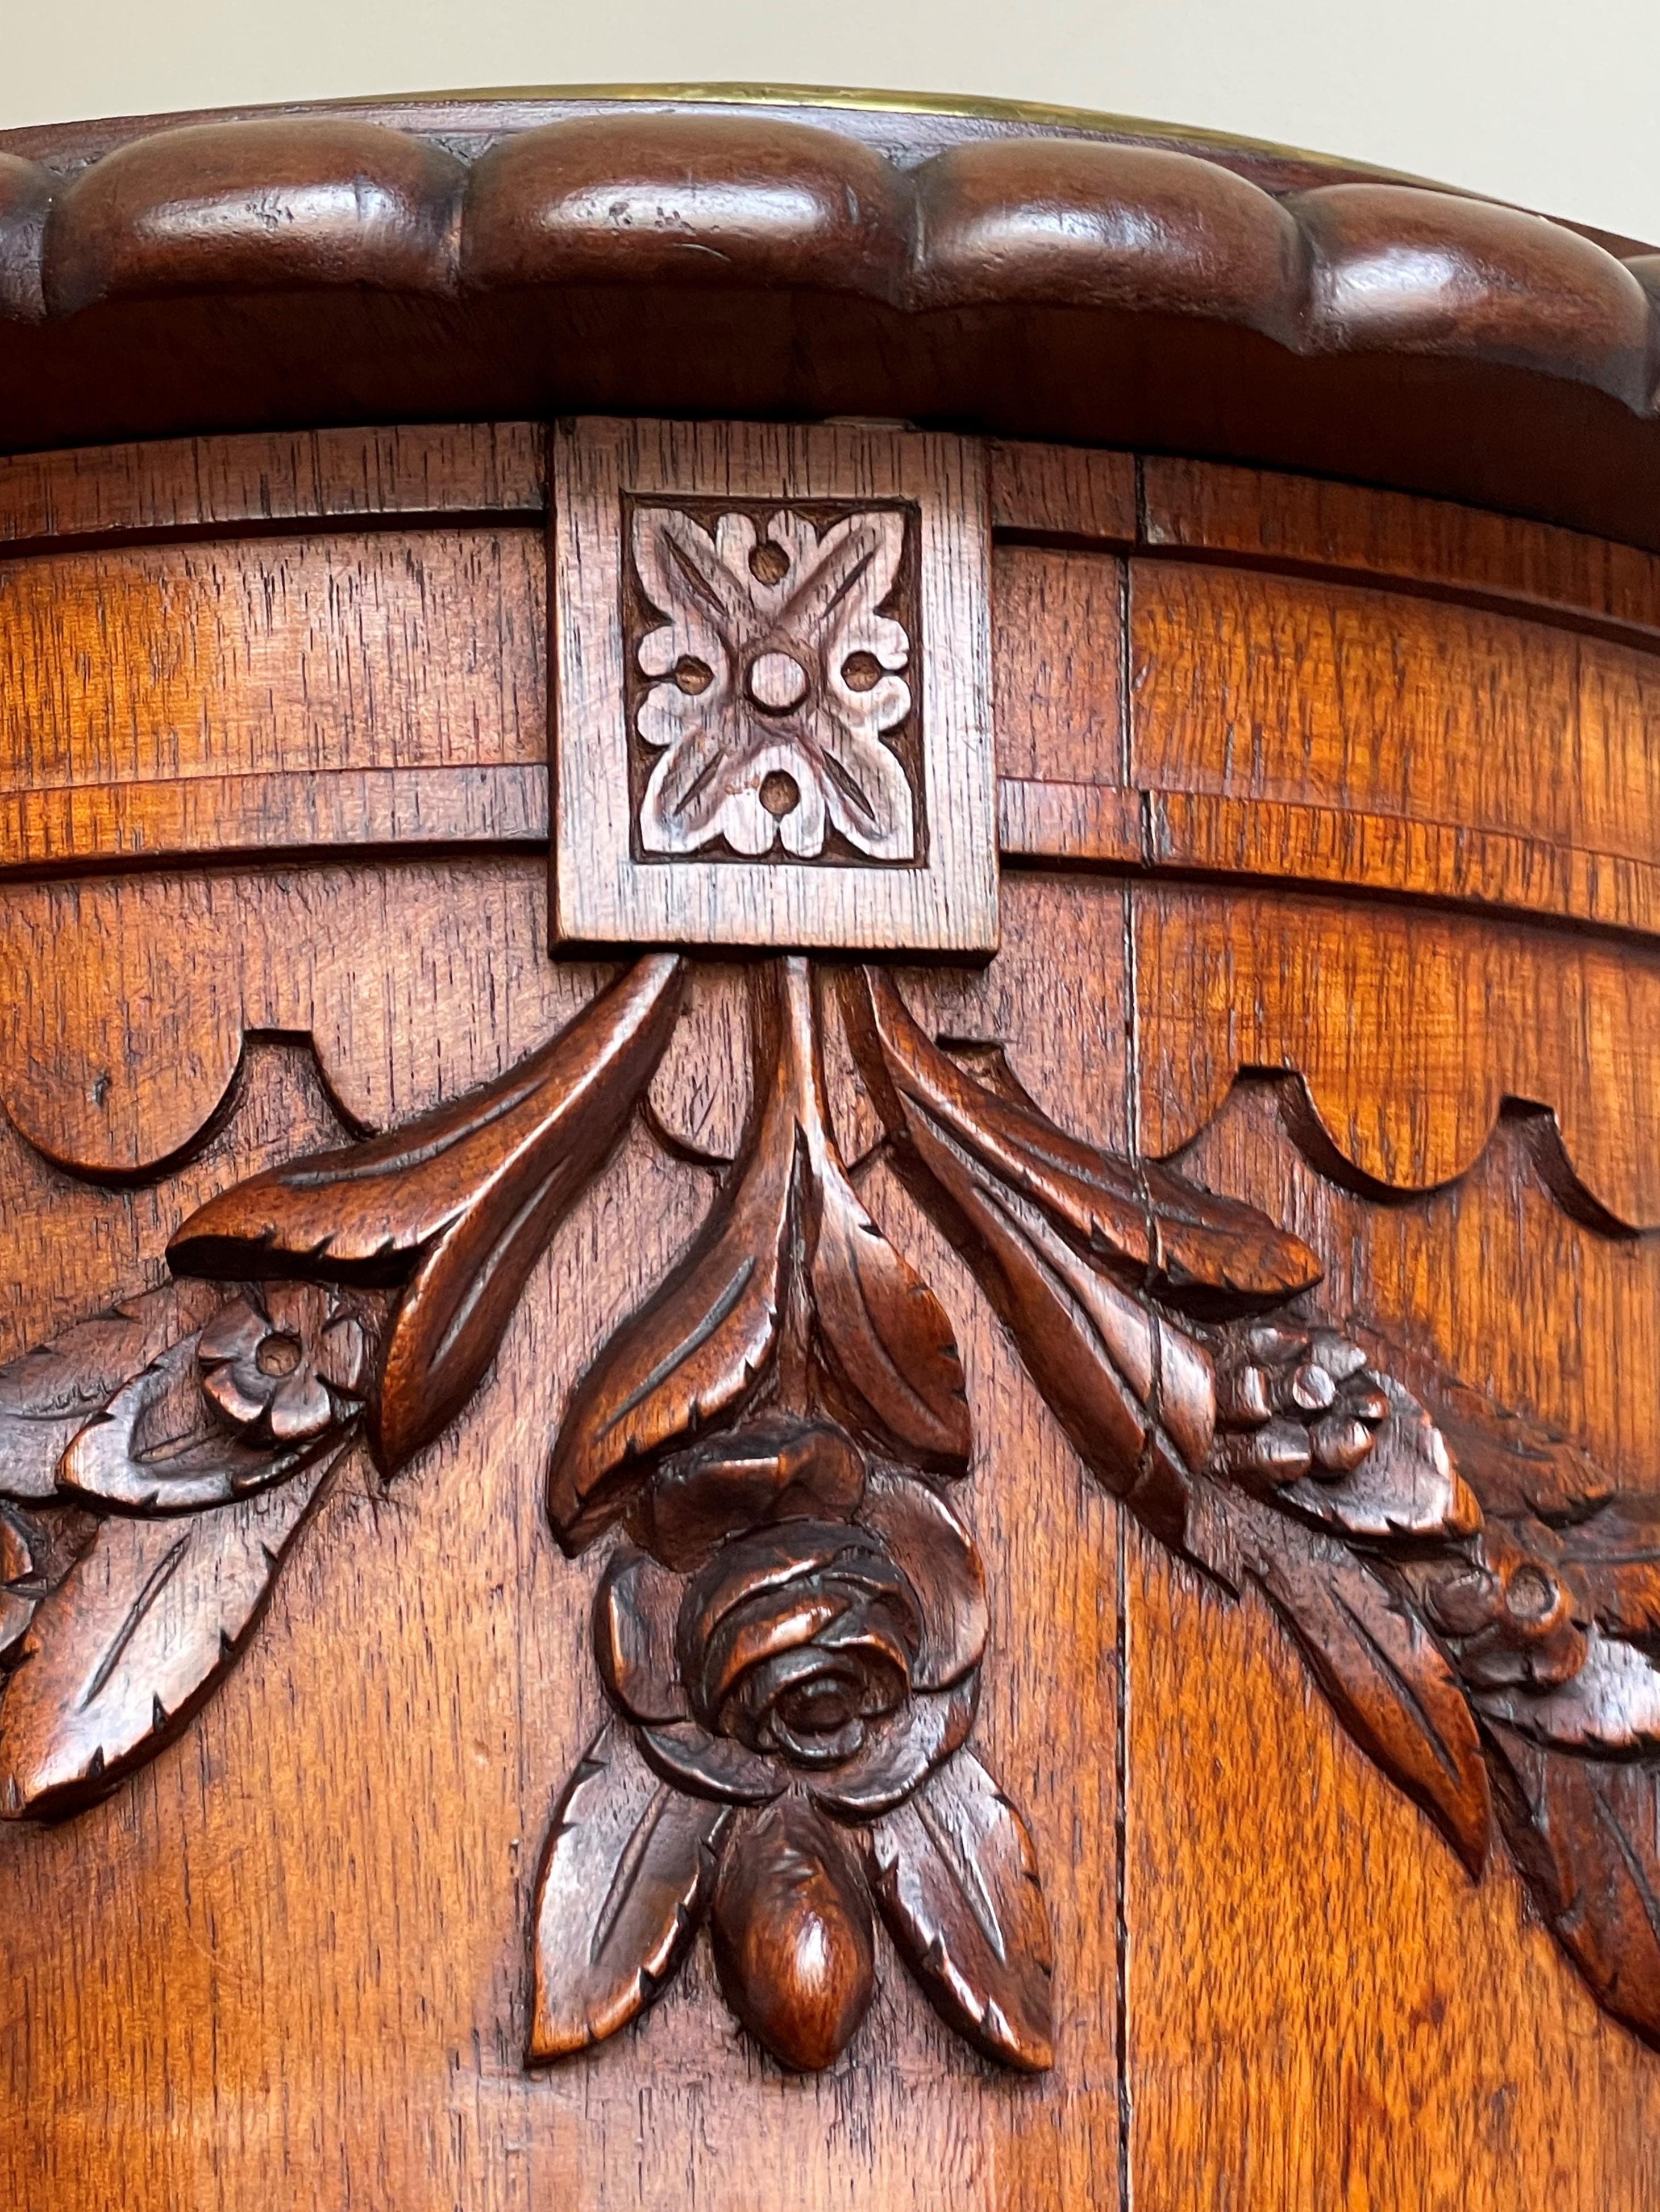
[0,110,1654,409]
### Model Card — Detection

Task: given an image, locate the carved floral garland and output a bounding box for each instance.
[2,956,1658,2073]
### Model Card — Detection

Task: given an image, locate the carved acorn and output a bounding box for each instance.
[710,1797,876,2070]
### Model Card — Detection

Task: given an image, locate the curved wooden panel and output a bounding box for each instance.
[2,105,1659,2206]
[1139,453,1660,645]
[0,530,544,792]
[0,420,543,551]
[1128,1089,1660,2209]
[0,860,602,1173]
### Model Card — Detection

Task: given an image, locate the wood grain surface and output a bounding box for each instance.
[0,529,545,790]
[1139,452,1660,645]
[0,420,543,553]
[3,401,1660,2211]
[1126,1084,1660,2211]
[0,877,1125,2211]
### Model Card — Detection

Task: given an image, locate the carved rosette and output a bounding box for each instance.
[531,1439,1042,2073]
[3,951,1660,2073]
[631,505,916,862]
[550,420,996,954]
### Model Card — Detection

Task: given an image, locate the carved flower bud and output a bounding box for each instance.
[1424,1563,1502,1639]
[1245,1322,1307,1365]
[710,1797,876,2071]
[1307,1329,1369,1382]
[1424,1531,1587,1690]
[640,1417,867,1570]
[1216,1363,1274,1427]
[1310,1414,1374,1473]
[1213,1418,1313,1486]
[1288,1361,1338,1414]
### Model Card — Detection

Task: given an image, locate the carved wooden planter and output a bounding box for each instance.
[3,88,1660,2210]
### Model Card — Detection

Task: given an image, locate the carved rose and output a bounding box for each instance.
[198,1286,367,1443]
[595,1422,985,1820]
[531,1415,1056,2076]
[631,506,915,861]
[3,930,1650,2079]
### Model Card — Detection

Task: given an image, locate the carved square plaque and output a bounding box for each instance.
[551,418,997,951]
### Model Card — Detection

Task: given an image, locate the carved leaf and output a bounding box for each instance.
[1344,1323,1615,1523]
[839,969,1367,1548]
[1438,1407,1616,1523]
[0,1445,344,1817]
[856,1469,988,1690]
[0,1281,224,1503]
[809,1160,971,1473]
[1487,1722,1660,2049]
[866,1748,1055,2072]
[1480,1628,1660,1752]
[846,968,1321,1309]
[861,1097,1210,1549]
[643,961,754,1167]
[546,1014,798,1553]
[1541,1505,1660,1640]
[1231,1489,1491,1874]
[548,957,968,1547]
[528,1719,730,2061]
[169,957,684,1474]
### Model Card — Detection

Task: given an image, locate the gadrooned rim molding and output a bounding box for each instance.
[1,101,1659,551]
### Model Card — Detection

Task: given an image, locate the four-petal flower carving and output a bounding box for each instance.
[633,506,916,861]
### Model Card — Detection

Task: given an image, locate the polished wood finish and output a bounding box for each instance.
[3,101,1660,549]
[6,90,1660,2212]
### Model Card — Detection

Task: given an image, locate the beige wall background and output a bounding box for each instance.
[3,0,1655,244]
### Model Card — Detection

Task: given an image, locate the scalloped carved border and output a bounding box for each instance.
[7,872,1658,1231]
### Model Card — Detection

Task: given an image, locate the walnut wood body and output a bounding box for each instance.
[5,144,1660,2202]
